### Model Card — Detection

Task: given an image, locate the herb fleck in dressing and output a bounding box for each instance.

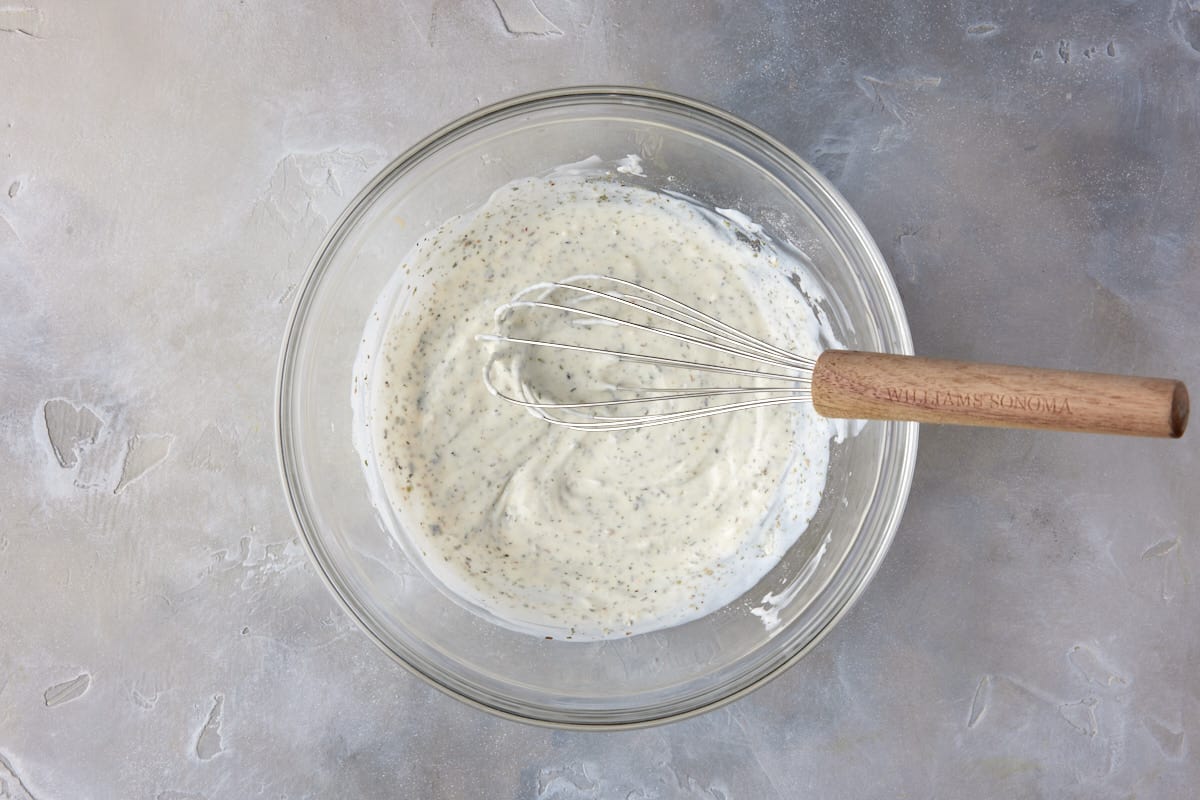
[361,172,833,640]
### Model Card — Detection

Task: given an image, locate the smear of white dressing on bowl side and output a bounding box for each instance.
[715,206,763,234]
[615,153,646,176]
[750,531,832,634]
[354,158,853,641]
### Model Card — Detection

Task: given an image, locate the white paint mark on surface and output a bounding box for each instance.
[43,399,103,468]
[1142,538,1179,559]
[966,23,999,37]
[854,74,942,123]
[252,147,385,290]
[194,695,225,760]
[0,211,20,243]
[131,683,161,711]
[664,760,733,799]
[491,0,562,36]
[1170,0,1200,54]
[244,537,306,580]
[114,433,173,494]
[187,423,241,471]
[1068,644,1128,687]
[1143,717,1186,758]
[894,224,927,282]
[256,149,383,235]
[0,750,38,799]
[1059,697,1099,737]
[44,672,91,707]
[0,5,43,39]
[963,673,1082,736]
[537,763,598,798]
[395,0,435,45]
[967,674,992,728]
[1139,536,1187,602]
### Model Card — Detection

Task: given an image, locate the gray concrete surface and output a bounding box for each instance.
[2,1,1197,797]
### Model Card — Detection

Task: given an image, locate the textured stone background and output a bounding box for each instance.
[1,1,1197,797]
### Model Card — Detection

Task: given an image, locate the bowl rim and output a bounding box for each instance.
[275,84,919,729]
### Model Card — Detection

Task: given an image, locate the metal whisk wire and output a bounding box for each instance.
[479,275,815,431]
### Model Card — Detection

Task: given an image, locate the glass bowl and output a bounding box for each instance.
[276,87,917,728]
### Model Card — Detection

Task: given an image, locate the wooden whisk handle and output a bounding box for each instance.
[810,350,1188,438]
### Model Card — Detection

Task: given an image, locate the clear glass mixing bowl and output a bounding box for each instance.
[276,87,917,728]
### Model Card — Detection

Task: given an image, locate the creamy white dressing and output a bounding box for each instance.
[357,166,838,640]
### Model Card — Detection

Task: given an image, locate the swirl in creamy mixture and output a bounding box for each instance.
[359,171,832,640]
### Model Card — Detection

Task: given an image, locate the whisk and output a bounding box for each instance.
[480,275,1188,438]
